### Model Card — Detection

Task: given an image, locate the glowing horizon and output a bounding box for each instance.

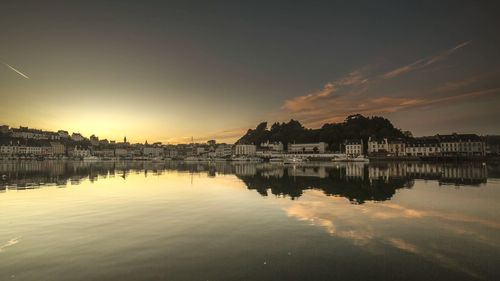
[1,2,500,141]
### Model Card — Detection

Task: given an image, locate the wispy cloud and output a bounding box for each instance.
[283,71,368,112]
[383,41,470,79]
[278,41,500,127]
[431,75,480,93]
[2,61,30,79]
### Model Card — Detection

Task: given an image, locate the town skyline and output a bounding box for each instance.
[1,1,500,143]
[1,113,500,146]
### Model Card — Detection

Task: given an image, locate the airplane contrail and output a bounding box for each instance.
[2,61,30,79]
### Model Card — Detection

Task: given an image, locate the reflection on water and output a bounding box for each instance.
[0,160,499,281]
[0,161,490,200]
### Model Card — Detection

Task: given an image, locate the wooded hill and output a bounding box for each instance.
[236,114,411,151]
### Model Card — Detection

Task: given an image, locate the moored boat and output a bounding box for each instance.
[283,157,304,164]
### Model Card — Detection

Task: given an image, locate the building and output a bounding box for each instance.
[345,139,363,157]
[367,137,388,154]
[89,135,99,146]
[215,144,233,157]
[288,142,327,154]
[93,148,115,158]
[71,133,85,142]
[0,140,18,155]
[164,147,179,158]
[50,142,66,156]
[47,132,60,140]
[405,138,441,157]
[437,134,485,157]
[387,139,406,156]
[260,141,284,152]
[195,147,206,156]
[41,145,54,156]
[11,127,49,140]
[24,145,43,155]
[235,144,257,156]
[143,146,164,157]
[68,146,91,157]
[58,130,70,138]
[115,148,128,157]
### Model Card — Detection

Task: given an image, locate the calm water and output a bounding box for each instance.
[1,160,499,281]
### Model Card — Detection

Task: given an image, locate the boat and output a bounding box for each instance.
[184,156,208,162]
[82,156,99,161]
[212,157,229,162]
[269,157,284,163]
[351,155,370,162]
[247,157,263,162]
[283,157,304,164]
[184,156,200,161]
[151,157,164,163]
[231,156,249,162]
[231,156,263,162]
[332,155,369,162]
[331,154,348,162]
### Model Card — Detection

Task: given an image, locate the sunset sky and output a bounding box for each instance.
[1,1,499,143]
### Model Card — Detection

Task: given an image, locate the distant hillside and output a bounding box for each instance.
[236,114,409,151]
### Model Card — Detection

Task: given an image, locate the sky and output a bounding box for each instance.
[1,1,499,143]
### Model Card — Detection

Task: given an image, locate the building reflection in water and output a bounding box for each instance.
[0,161,491,202]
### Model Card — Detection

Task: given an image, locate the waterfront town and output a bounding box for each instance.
[1,124,499,161]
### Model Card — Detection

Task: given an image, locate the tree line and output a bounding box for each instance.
[236,114,411,151]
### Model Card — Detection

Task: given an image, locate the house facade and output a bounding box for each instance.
[367,137,388,154]
[288,142,327,154]
[405,138,441,156]
[438,134,485,157]
[235,144,257,156]
[345,139,364,157]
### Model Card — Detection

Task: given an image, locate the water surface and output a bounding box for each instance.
[1,161,499,280]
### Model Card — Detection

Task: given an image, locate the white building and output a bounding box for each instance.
[69,146,91,157]
[405,138,441,157]
[345,139,364,157]
[438,134,485,157]
[235,144,256,156]
[367,137,388,154]
[260,141,284,152]
[288,142,327,154]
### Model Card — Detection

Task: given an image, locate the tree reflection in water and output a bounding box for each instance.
[0,161,490,204]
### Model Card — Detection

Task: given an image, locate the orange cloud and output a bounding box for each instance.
[283,71,368,112]
[278,41,500,127]
[277,189,497,279]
